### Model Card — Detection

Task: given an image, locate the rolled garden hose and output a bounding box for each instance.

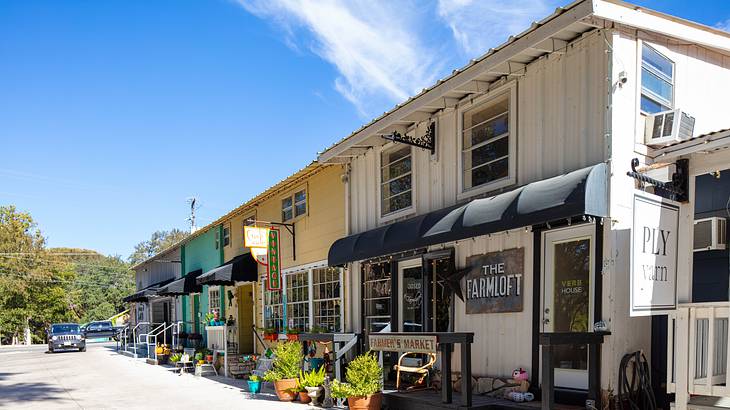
[618,351,656,410]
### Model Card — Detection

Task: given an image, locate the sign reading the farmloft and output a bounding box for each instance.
[463,247,524,314]
[267,228,281,290]
[368,334,437,354]
[631,190,679,316]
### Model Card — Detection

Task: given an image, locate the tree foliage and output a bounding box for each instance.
[128,229,189,265]
[0,206,134,344]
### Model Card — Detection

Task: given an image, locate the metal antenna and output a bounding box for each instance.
[186,197,200,233]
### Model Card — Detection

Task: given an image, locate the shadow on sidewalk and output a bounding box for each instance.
[0,381,69,407]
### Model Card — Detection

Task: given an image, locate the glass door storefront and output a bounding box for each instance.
[363,262,392,333]
[542,224,595,390]
[398,259,424,332]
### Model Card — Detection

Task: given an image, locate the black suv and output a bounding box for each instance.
[48,323,85,352]
[83,320,119,340]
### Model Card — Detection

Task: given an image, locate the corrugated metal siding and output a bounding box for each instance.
[348,31,608,235]
[448,231,534,377]
[135,247,181,290]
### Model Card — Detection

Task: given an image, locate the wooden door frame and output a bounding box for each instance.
[530,219,603,394]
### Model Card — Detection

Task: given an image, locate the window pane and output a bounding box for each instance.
[468,136,509,169]
[642,68,673,104]
[642,45,673,79]
[282,208,292,221]
[294,190,306,203]
[463,97,509,131]
[469,157,509,187]
[282,197,292,208]
[295,203,306,217]
[463,113,508,149]
[381,146,413,215]
[641,95,669,114]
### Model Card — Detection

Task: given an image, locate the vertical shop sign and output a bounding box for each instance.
[267,228,281,290]
[631,190,679,316]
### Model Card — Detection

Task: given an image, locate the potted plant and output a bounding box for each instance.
[262,341,303,402]
[262,327,277,341]
[247,375,262,394]
[170,353,182,364]
[204,348,214,363]
[331,352,383,410]
[299,365,326,405]
[285,327,299,341]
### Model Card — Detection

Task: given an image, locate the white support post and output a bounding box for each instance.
[706,308,716,393]
[676,307,690,410]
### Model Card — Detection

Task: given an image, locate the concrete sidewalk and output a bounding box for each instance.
[0,342,308,409]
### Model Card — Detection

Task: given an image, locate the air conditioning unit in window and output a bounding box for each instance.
[694,217,727,252]
[644,109,696,147]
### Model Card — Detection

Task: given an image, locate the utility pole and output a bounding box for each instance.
[187,197,199,233]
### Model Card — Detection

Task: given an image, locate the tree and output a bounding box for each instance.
[128,229,189,265]
[0,206,78,343]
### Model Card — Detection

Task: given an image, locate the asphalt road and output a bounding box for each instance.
[0,342,301,409]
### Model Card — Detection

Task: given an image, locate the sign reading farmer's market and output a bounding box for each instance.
[630,190,679,316]
[369,334,437,354]
[463,247,524,314]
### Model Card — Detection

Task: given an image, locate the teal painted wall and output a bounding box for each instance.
[183,226,224,338]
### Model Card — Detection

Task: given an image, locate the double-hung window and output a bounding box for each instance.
[285,271,309,331]
[380,145,412,216]
[223,224,230,247]
[462,92,511,192]
[282,189,307,222]
[641,44,674,114]
[209,287,220,313]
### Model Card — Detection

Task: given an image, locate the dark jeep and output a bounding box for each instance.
[48,323,85,353]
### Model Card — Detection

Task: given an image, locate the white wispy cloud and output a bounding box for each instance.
[437,0,558,56]
[716,18,730,32]
[236,0,441,117]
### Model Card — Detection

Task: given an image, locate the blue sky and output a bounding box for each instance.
[1,0,730,258]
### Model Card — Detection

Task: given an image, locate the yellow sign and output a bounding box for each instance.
[244,226,270,248]
[251,247,268,266]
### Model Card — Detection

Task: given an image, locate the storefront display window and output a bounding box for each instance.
[363,262,391,333]
[285,271,309,331]
[313,267,341,332]
[263,288,284,332]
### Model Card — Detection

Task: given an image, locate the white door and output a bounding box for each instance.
[542,224,595,390]
[398,259,424,332]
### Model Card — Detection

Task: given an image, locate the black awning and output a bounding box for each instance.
[122,278,175,303]
[196,253,258,286]
[157,269,203,296]
[328,163,608,266]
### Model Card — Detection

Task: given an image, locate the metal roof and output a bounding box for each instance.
[316,0,730,164]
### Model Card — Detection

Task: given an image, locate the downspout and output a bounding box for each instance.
[344,163,351,333]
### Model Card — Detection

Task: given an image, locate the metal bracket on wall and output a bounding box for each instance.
[244,219,296,260]
[381,121,436,154]
[626,158,689,202]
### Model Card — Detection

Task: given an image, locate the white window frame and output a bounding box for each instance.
[378,142,415,222]
[281,187,308,222]
[284,270,310,331]
[457,82,517,200]
[209,287,220,312]
[639,41,675,115]
[223,223,231,248]
[261,260,344,333]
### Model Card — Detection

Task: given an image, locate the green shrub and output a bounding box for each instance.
[299,365,326,387]
[330,351,382,398]
[262,341,303,382]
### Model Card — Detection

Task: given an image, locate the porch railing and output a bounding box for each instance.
[299,332,361,382]
[667,302,730,409]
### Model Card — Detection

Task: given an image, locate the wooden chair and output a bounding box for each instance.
[393,352,437,390]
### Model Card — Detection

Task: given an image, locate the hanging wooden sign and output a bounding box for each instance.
[463,247,524,314]
[267,228,281,290]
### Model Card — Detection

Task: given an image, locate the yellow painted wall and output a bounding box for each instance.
[219,164,346,334]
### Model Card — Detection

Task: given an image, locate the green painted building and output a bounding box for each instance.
[180,225,225,338]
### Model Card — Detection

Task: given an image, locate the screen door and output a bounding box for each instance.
[398,259,424,332]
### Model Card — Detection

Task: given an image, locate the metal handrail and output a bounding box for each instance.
[131,321,150,358]
[146,322,166,360]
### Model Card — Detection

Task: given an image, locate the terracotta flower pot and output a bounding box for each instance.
[347,392,382,410]
[273,378,298,401]
[286,334,299,341]
[299,390,312,404]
